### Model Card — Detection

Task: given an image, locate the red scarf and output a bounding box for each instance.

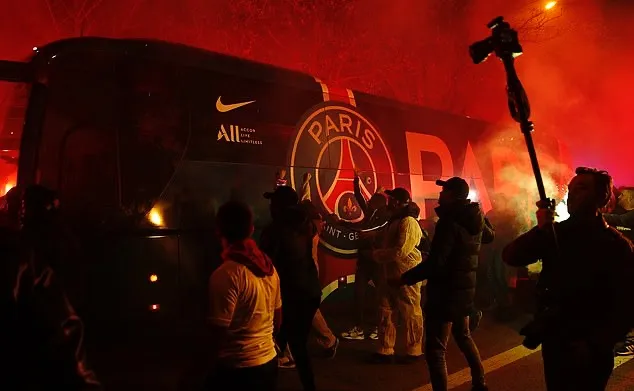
[222,238,275,277]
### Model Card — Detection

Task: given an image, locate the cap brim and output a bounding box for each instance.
[384,189,394,196]
[435,179,447,187]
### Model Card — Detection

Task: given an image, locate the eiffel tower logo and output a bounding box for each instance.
[321,139,374,222]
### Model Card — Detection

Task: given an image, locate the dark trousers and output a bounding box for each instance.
[542,339,614,391]
[353,260,377,328]
[276,297,320,391]
[425,316,486,391]
[205,357,278,391]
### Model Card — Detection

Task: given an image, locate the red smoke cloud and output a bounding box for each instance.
[1,0,633,187]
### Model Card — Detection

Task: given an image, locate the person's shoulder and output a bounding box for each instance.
[606,226,634,252]
[269,266,281,284]
[400,216,422,231]
[211,261,248,283]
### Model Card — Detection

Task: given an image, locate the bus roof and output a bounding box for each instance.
[29,37,486,126]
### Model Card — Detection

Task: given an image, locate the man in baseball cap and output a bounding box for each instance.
[435,177,470,201]
[263,185,300,208]
[393,176,492,391]
[260,184,321,390]
[384,187,412,206]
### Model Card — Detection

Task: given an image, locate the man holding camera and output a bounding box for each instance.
[503,167,634,390]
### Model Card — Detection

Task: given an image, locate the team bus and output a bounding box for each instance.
[0,38,571,332]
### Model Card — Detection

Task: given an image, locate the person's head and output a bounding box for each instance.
[567,167,612,216]
[436,177,469,207]
[263,186,299,219]
[385,187,411,212]
[601,186,619,214]
[616,187,634,211]
[367,192,388,212]
[300,200,324,235]
[216,201,254,245]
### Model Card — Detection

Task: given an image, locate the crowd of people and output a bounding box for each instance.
[2,165,634,391]
[206,166,634,391]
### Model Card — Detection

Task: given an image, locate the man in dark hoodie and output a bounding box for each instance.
[206,201,282,391]
[394,177,490,391]
[341,169,390,341]
[260,186,321,391]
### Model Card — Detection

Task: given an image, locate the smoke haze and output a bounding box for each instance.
[1,0,633,186]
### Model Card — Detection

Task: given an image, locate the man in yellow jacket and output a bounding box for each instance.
[371,187,423,364]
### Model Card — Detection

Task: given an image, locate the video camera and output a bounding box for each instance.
[469,16,524,64]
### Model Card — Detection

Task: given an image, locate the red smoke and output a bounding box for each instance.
[1,0,633,187]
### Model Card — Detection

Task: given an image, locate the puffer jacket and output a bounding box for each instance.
[402,201,492,319]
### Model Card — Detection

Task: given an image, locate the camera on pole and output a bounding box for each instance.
[470,17,560,350]
[469,16,550,206]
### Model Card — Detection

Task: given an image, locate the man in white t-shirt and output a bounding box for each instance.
[206,201,282,391]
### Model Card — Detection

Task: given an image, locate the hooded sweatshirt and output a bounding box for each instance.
[402,201,491,319]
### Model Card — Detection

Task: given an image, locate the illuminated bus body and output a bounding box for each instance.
[0,38,571,329]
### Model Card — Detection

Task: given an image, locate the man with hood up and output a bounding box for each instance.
[393,177,490,391]
[260,186,321,391]
[371,187,424,364]
[206,201,281,391]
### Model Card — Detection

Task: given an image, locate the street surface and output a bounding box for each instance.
[89,286,634,391]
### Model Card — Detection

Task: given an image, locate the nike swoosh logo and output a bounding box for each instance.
[216,97,256,112]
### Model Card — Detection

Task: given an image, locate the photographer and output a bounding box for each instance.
[503,167,634,390]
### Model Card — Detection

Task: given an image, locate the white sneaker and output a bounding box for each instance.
[369,327,379,340]
[341,326,365,340]
[278,356,296,369]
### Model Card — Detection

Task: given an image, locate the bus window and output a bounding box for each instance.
[36,50,120,225]
[115,59,189,229]
[0,82,25,198]
[58,125,118,225]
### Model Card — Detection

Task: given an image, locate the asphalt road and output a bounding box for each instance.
[88,288,634,391]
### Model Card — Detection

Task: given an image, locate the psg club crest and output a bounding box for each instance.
[288,102,395,257]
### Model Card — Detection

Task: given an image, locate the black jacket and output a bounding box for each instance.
[353,176,390,264]
[260,206,322,303]
[503,215,634,345]
[402,201,493,319]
